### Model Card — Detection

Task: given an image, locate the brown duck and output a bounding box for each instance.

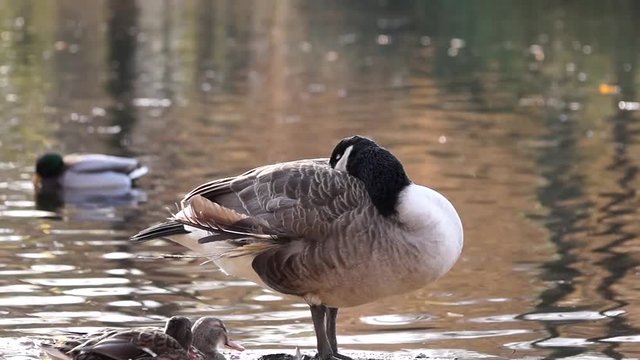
[42,316,243,360]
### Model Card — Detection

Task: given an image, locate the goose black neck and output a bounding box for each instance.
[348,146,411,217]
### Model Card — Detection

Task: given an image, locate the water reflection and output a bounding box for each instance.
[35,187,147,214]
[106,0,138,151]
[0,0,640,359]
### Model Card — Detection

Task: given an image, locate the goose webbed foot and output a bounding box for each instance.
[332,353,354,360]
[313,354,353,360]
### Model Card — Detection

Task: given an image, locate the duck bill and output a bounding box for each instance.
[225,337,245,351]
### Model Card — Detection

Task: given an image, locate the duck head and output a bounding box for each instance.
[36,153,65,179]
[34,153,65,192]
[191,317,244,359]
[164,316,193,350]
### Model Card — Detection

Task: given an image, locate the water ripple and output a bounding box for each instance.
[0,209,59,218]
[63,287,138,297]
[601,335,640,342]
[469,314,519,323]
[102,252,136,260]
[535,337,594,347]
[0,295,84,306]
[0,284,40,293]
[0,317,61,326]
[0,234,24,242]
[48,229,129,236]
[523,310,611,321]
[0,264,75,276]
[25,277,129,287]
[253,294,284,302]
[253,310,310,321]
[360,313,437,326]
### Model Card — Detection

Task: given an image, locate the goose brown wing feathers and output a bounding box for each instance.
[177,159,371,243]
[172,158,380,298]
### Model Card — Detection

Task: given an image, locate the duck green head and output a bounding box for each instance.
[35,153,65,178]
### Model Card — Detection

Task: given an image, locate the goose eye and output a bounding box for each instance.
[335,154,342,160]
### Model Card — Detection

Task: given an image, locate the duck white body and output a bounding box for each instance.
[35,153,148,191]
[62,154,146,189]
[60,154,148,190]
[132,136,463,359]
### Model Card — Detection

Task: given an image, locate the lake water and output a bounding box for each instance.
[1,1,640,359]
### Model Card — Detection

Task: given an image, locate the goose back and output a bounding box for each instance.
[171,158,454,307]
[179,159,372,242]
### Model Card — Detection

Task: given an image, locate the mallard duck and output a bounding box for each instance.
[42,316,193,360]
[42,316,243,360]
[131,135,464,360]
[34,153,148,191]
[190,317,244,360]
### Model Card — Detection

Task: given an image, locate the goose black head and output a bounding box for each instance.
[35,153,65,178]
[329,135,378,172]
[329,135,411,217]
[164,316,193,350]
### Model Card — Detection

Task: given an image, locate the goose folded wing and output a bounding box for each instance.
[174,159,377,297]
[176,158,369,242]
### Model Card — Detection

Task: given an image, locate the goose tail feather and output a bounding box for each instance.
[130,220,189,243]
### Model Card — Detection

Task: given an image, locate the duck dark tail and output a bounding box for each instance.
[130,220,189,242]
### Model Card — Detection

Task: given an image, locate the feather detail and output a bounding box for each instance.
[186,195,248,226]
[222,242,280,258]
[182,176,236,205]
[174,195,280,241]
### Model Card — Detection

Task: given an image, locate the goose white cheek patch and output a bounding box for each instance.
[334,145,353,172]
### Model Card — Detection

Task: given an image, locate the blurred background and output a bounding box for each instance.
[1,0,640,358]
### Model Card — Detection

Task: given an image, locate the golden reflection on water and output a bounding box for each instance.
[0,0,640,359]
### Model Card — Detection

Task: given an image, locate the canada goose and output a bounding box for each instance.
[42,316,243,360]
[131,135,464,360]
[34,153,148,191]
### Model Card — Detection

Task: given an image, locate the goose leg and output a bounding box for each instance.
[326,307,338,353]
[310,305,333,360]
[326,307,352,360]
